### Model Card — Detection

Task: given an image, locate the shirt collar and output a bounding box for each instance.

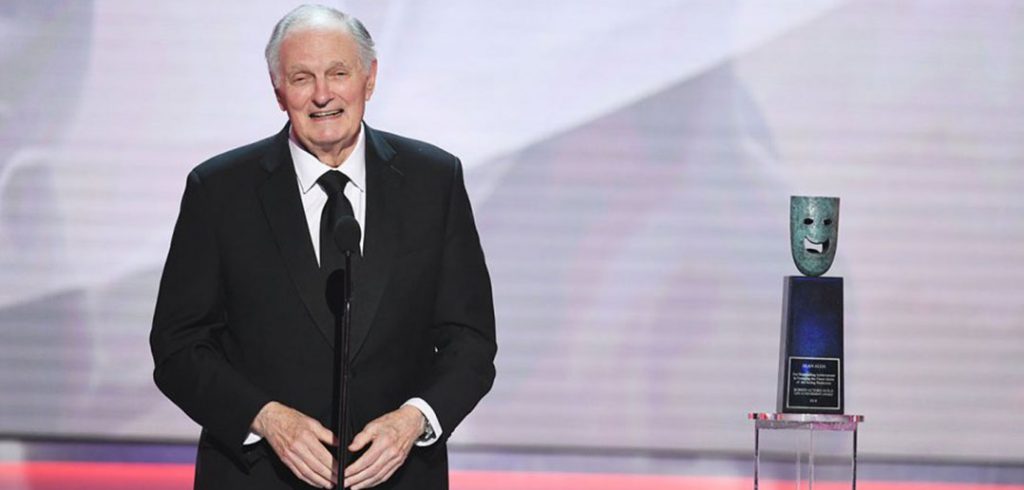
[289,123,367,195]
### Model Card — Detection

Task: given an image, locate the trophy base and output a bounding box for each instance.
[777,276,844,414]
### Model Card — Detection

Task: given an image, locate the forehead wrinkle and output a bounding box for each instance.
[283,60,354,79]
[280,34,364,76]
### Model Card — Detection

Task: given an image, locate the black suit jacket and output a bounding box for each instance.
[150,124,496,489]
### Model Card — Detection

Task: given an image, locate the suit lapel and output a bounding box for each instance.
[257,125,337,345]
[350,125,402,361]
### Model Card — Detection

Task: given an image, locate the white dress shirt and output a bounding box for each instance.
[244,124,441,446]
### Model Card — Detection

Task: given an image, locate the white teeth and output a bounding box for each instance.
[311,110,342,118]
[803,236,825,254]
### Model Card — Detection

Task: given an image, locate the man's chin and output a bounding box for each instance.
[295,131,357,161]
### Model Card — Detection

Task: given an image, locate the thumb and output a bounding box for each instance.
[348,428,373,452]
[313,422,335,446]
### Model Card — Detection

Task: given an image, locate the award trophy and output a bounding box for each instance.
[750,202,861,487]
[777,196,843,414]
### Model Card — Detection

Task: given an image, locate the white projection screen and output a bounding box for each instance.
[1,0,1022,465]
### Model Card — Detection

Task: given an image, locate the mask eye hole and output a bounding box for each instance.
[824,219,833,226]
[803,218,814,225]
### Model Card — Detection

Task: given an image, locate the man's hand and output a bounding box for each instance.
[343,405,425,490]
[252,401,337,489]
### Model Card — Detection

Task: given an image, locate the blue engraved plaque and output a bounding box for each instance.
[777,276,844,414]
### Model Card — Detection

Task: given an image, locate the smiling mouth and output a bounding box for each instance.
[803,236,830,254]
[310,109,342,119]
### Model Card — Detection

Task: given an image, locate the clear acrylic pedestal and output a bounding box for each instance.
[748,412,864,490]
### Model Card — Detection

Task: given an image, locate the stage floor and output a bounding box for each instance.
[1,462,1024,490]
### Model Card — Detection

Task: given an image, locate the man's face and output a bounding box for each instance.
[274,27,377,164]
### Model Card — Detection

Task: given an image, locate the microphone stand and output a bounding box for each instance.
[333,250,353,487]
[331,216,360,488]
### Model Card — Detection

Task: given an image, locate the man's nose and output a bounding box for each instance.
[312,79,332,107]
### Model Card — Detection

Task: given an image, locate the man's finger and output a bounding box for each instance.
[277,429,333,482]
[347,455,386,486]
[378,464,401,487]
[347,457,388,490]
[350,454,401,490]
[310,432,336,470]
[286,454,333,489]
[346,442,403,489]
[294,438,334,483]
[344,434,383,477]
[344,436,393,487]
[288,446,332,488]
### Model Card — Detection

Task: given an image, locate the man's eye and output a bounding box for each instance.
[804,218,814,225]
[824,219,833,226]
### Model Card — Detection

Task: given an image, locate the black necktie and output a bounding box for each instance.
[316,171,355,273]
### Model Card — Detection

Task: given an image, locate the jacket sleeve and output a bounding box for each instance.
[150,169,272,464]
[416,160,497,438]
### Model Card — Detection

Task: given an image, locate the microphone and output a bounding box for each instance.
[332,215,361,255]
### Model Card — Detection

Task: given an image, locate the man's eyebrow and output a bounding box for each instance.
[326,61,353,71]
[285,64,312,74]
[284,61,354,76]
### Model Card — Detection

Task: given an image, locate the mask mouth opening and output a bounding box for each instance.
[803,236,830,255]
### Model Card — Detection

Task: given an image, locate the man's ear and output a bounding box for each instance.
[364,59,378,101]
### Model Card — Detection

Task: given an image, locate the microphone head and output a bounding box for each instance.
[332,216,362,255]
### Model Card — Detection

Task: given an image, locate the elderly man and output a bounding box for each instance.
[150,5,496,489]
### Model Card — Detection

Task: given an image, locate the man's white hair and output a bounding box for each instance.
[265,4,376,87]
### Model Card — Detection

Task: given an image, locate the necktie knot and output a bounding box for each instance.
[317,170,350,195]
